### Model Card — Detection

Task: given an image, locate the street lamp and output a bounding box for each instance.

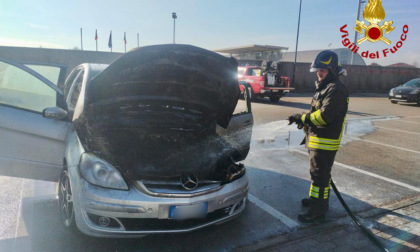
[292,0,302,88]
[172,12,177,44]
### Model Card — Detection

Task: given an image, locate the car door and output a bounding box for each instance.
[216,85,253,161]
[0,58,70,181]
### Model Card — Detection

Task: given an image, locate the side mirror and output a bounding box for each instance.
[42,107,68,120]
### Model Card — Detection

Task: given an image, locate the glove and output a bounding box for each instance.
[288,113,304,129]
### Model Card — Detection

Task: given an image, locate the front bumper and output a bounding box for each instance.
[69,166,248,238]
[389,94,419,103]
[260,88,294,95]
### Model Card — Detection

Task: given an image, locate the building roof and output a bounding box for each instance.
[214,44,288,55]
[386,63,417,68]
[281,48,366,66]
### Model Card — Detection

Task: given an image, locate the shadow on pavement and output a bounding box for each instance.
[397,103,420,107]
[346,110,378,117]
[0,168,417,252]
[373,216,420,251]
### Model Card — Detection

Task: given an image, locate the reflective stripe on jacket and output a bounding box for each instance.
[303,80,349,151]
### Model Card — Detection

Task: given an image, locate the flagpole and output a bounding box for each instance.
[137,33,139,47]
[108,30,112,52]
[95,29,98,52]
[80,28,83,50]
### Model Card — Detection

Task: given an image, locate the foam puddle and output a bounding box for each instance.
[250,116,399,150]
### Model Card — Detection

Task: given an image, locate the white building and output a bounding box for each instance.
[214,45,365,66]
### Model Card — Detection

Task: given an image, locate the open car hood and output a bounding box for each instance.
[75,44,247,182]
[85,44,239,128]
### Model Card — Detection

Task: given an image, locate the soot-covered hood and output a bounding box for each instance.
[75,44,243,182]
[85,44,239,128]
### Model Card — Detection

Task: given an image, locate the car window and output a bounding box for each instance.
[25,64,61,85]
[67,70,85,111]
[403,79,420,88]
[246,69,253,76]
[0,61,56,113]
[251,69,261,76]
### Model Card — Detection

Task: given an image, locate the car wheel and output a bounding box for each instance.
[391,100,398,104]
[58,169,75,228]
[269,95,280,103]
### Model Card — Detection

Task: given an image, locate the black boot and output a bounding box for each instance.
[298,200,328,223]
[301,197,329,210]
[301,197,314,207]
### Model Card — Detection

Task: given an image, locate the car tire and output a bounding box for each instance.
[391,100,398,104]
[269,95,280,103]
[58,169,76,229]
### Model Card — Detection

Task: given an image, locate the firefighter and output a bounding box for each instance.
[288,50,348,222]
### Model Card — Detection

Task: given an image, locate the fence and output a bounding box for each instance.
[278,62,420,93]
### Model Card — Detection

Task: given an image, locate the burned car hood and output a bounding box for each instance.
[75,44,244,182]
[85,44,239,127]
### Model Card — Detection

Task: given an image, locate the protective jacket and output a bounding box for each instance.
[301,79,349,151]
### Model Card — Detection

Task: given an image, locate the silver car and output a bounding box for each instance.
[0,44,253,237]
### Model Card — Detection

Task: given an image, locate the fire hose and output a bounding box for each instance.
[331,179,389,252]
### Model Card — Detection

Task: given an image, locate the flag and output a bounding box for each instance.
[95,29,98,40]
[108,31,112,48]
[124,32,127,44]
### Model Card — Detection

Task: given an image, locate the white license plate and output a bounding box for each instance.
[395,95,402,98]
[169,202,208,219]
[271,90,279,93]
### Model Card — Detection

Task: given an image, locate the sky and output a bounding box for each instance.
[1,0,419,66]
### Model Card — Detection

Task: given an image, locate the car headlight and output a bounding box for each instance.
[389,88,394,96]
[409,89,420,95]
[80,153,128,190]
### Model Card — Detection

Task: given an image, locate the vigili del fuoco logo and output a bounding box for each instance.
[340,0,409,60]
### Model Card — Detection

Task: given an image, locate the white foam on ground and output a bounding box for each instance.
[250,120,298,150]
[250,116,399,150]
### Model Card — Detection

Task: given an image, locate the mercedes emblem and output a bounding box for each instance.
[180,175,199,190]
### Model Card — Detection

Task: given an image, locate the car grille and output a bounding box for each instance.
[117,201,243,231]
[138,179,222,195]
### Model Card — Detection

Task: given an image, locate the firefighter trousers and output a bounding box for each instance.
[308,150,337,202]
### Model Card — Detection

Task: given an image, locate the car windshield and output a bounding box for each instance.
[402,79,420,88]
[251,68,261,76]
[237,67,245,77]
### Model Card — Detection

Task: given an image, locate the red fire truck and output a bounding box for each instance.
[238,62,294,102]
